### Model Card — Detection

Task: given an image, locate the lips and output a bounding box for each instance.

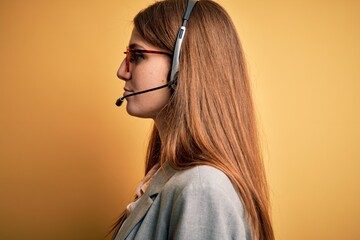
[123,87,133,96]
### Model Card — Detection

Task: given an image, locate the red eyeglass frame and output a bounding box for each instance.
[124,48,173,72]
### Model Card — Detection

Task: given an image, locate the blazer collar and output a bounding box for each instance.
[114,163,177,240]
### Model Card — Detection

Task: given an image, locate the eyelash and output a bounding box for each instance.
[130,52,144,63]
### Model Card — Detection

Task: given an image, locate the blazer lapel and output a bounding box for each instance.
[114,163,177,240]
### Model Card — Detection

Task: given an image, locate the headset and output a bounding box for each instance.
[169,0,199,89]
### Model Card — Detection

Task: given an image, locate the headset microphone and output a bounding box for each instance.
[115,83,170,107]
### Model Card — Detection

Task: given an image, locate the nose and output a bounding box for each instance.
[117,58,131,81]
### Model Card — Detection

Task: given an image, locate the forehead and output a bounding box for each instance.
[128,28,162,51]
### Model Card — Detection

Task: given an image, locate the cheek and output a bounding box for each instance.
[147,59,171,83]
[148,69,169,84]
[132,64,169,90]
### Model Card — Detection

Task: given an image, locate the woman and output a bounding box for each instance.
[112,0,274,239]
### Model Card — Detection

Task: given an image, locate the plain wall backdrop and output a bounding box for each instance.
[1,0,359,239]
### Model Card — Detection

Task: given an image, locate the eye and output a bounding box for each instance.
[129,51,144,63]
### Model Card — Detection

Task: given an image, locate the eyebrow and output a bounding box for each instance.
[129,43,144,49]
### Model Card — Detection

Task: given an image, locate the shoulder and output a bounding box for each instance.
[165,165,237,195]
[161,165,244,212]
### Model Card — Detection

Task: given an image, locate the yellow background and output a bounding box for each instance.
[1,0,359,239]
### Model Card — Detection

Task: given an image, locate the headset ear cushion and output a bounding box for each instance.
[170,79,177,89]
[168,71,178,90]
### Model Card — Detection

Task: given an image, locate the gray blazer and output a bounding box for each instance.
[113,164,251,240]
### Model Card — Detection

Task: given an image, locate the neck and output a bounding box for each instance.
[154,115,166,144]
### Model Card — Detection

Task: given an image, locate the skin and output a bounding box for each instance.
[117,29,172,121]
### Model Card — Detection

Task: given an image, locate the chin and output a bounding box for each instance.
[126,105,157,119]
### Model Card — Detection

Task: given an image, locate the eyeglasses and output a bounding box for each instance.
[124,47,173,72]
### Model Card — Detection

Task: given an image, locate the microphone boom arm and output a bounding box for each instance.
[116,83,169,107]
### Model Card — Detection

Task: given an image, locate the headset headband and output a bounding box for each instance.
[169,0,199,89]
